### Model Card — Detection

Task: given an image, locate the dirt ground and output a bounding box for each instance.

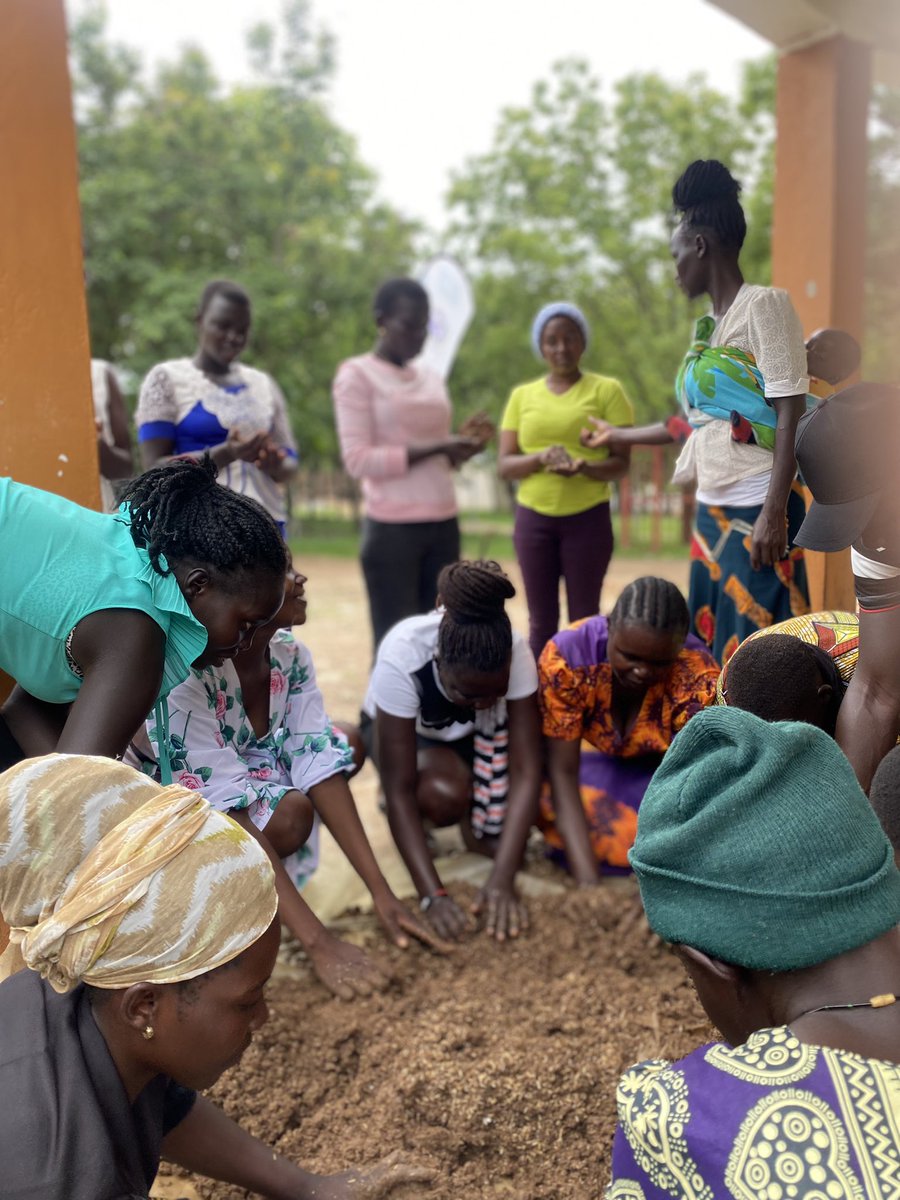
[156,554,709,1200]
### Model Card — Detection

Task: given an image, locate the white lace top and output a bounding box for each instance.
[136,357,298,524]
[672,285,809,503]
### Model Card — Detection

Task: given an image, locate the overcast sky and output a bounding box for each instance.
[66,0,769,227]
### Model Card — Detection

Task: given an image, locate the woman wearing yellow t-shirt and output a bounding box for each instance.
[499,303,633,660]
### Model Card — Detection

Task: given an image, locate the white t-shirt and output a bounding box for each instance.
[363,610,538,742]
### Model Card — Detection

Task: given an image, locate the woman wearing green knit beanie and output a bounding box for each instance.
[608,707,900,1200]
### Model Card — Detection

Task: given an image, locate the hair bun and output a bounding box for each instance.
[438,560,515,623]
[672,159,741,212]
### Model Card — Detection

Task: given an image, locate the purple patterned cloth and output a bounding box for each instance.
[608,1025,900,1199]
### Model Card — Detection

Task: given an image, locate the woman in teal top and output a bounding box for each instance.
[498,302,633,661]
[0,458,287,778]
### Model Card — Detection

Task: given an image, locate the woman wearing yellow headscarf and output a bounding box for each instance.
[0,754,430,1200]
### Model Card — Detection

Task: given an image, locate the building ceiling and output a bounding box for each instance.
[707,0,900,82]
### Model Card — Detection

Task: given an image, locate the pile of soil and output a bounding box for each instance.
[166,880,712,1200]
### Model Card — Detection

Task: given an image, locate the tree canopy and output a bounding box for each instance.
[443,58,776,424]
[73,6,897,463]
[74,0,419,460]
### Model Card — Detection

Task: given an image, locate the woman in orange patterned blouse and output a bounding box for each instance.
[538,577,719,881]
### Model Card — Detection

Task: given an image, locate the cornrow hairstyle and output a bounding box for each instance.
[608,576,690,639]
[672,159,747,252]
[723,634,840,729]
[437,560,515,674]
[196,278,251,320]
[869,746,900,854]
[120,457,288,585]
[373,277,428,321]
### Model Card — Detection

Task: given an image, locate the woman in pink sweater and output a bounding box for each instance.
[333,278,492,650]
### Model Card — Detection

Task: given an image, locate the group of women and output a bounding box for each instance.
[1,153,898,1197]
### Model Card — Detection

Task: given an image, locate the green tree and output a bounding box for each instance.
[74,1,419,461]
[444,58,776,425]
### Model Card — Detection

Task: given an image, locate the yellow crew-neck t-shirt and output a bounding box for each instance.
[500,371,633,516]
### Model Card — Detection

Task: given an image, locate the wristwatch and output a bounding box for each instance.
[419,888,448,912]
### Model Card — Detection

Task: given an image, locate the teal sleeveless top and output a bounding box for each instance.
[0,476,208,714]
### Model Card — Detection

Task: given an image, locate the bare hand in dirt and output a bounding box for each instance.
[225,427,269,463]
[579,416,615,449]
[306,1151,435,1199]
[471,884,528,942]
[253,436,288,476]
[307,933,391,1001]
[423,893,472,941]
[372,893,454,954]
[458,409,495,448]
[749,504,788,570]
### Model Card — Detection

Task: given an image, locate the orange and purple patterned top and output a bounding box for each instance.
[538,615,719,869]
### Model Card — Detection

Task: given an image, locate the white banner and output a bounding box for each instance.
[414,254,475,381]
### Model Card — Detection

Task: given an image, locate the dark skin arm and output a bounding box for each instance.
[750,394,807,570]
[96,368,134,480]
[470,694,543,940]
[3,609,165,759]
[376,709,470,940]
[580,417,674,449]
[253,436,299,482]
[499,429,630,482]
[140,429,269,473]
[309,772,448,952]
[230,804,391,1001]
[836,606,900,792]
[545,736,600,886]
[407,434,482,468]
[498,429,574,480]
[162,1095,434,1200]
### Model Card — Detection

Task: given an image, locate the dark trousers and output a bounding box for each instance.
[360,516,461,651]
[513,501,614,662]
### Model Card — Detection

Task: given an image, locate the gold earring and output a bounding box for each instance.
[142,1025,155,1041]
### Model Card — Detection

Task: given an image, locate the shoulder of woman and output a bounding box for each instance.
[744,284,799,317]
[146,358,192,377]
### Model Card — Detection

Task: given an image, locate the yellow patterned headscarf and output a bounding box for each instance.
[0,754,277,993]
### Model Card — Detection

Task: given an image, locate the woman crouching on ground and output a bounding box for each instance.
[539,577,719,882]
[148,567,446,1000]
[362,560,542,942]
[0,754,430,1199]
[607,707,900,1197]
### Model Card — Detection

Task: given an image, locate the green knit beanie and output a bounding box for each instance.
[630,707,900,971]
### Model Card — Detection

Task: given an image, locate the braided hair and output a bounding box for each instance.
[672,159,747,252]
[609,577,689,639]
[437,560,515,673]
[373,277,428,321]
[119,458,288,585]
[196,278,251,320]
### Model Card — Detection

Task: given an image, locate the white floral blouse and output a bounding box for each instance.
[147,629,353,832]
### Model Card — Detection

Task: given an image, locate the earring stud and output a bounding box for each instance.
[142,1025,155,1041]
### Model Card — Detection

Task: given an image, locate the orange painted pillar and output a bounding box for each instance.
[771,35,871,612]
[0,1,98,709]
[0,0,98,504]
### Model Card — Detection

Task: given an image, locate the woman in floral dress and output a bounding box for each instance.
[148,568,442,999]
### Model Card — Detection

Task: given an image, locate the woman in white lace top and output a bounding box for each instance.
[582,160,811,663]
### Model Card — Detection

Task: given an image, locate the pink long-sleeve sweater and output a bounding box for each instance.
[332,352,458,523]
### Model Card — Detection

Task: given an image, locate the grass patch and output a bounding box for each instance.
[289,511,688,562]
